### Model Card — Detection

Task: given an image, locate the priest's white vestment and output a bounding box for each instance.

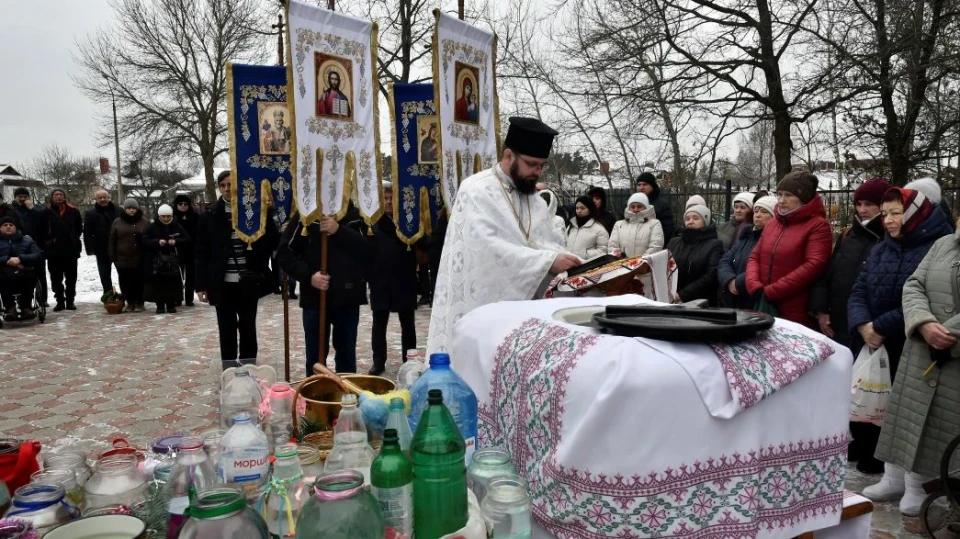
[427,165,566,355]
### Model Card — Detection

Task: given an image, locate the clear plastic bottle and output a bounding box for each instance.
[165,436,218,538]
[408,353,479,465]
[218,412,270,502]
[220,366,264,430]
[266,382,295,454]
[396,348,428,390]
[262,443,310,538]
[385,397,413,455]
[323,395,375,486]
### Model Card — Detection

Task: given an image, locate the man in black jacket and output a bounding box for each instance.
[173,194,199,306]
[368,183,418,375]
[46,189,83,311]
[276,204,371,376]
[195,171,278,369]
[84,190,120,293]
[636,172,675,240]
[12,187,50,304]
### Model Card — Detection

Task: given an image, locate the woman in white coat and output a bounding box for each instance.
[608,193,664,257]
[566,195,609,259]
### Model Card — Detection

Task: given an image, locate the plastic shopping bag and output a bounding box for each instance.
[850,345,892,426]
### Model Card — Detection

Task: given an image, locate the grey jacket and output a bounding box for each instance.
[876,229,960,476]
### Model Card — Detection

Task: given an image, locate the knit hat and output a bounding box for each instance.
[685,195,706,210]
[753,195,778,216]
[733,192,755,208]
[0,216,15,228]
[173,194,192,207]
[684,204,711,226]
[50,188,66,198]
[636,172,658,188]
[627,193,650,208]
[157,204,173,216]
[882,187,934,236]
[776,171,819,203]
[854,177,892,206]
[904,177,942,205]
[13,187,29,198]
[123,198,140,210]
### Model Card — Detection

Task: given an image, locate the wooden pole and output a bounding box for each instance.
[458,0,464,19]
[272,14,285,67]
[328,0,334,9]
[273,12,290,382]
[318,0,334,375]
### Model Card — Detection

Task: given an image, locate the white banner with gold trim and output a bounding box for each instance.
[432,11,501,212]
[286,0,383,225]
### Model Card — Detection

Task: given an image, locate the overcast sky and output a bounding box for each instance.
[0,0,115,169]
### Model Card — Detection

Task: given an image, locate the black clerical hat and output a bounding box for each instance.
[503,117,558,159]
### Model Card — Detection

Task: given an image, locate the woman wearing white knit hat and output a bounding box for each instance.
[718,195,775,309]
[143,203,191,314]
[608,192,664,258]
[666,204,724,304]
[717,192,755,251]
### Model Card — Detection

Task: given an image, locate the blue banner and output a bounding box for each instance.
[226,63,294,244]
[390,83,443,245]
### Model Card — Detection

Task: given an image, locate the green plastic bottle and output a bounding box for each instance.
[371,429,413,537]
[411,389,468,539]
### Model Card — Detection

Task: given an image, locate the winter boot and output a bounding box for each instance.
[124,302,136,313]
[900,471,933,516]
[156,304,166,314]
[862,463,905,501]
[65,300,76,310]
[20,307,35,320]
[53,301,65,312]
[167,304,177,313]
[4,307,18,322]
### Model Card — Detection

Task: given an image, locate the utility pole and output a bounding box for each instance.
[104,77,124,201]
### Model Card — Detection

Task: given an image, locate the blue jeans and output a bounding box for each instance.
[303,306,359,376]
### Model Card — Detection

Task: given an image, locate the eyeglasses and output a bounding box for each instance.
[177,202,189,205]
[516,154,546,172]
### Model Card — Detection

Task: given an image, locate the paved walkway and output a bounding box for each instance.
[0,295,925,537]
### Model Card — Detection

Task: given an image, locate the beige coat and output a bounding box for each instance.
[608,208,664,258]
[566,218,609,259]
[876,229,960,476]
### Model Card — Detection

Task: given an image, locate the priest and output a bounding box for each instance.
[427,117,581,354]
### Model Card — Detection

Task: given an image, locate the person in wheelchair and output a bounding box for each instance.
[0,216,43,321]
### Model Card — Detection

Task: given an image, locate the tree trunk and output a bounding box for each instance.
[203,153,216,203]
[771,111,793,179]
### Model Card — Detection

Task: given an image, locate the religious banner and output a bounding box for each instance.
[389,83,443,245]
[225,63,294,243]
[432,11,501,212]
[285,0,383,226]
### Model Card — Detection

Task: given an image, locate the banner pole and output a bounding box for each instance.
[458,0,464,20]
[317,0,334,377]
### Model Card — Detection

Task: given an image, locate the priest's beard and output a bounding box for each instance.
[509,160,538,194]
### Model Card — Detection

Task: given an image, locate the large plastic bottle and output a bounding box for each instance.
[164,436,217,538]
[220,366,264,430]
[323,394,376,486]
[217,412,270,501]
[411,389,468,539]
[408,353,478,465]
[396,349,428,390]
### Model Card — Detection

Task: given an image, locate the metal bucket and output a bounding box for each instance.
[292,374,396,451]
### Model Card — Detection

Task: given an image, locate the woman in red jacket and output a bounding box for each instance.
[746,171,833,327]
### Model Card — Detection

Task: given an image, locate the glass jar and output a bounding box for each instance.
[82,454,148,514]
[43,451,93,487]
[165,436,218,538]
[480,474,532,539]
[30,470,81,517]
[295,470,384,538]
[467,447,517,504]
[4,484,73,535]
[177,487,270,539]
[297,445,323,484]
[262,444,310,538]
[146,434,183,477]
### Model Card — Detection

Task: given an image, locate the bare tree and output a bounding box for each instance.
[73,0,268,201]
[32,145,101,204]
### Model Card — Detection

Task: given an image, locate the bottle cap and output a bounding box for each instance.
[389,397,404,409]
[427,388,444,404]
[406,349,420,357]
[151,434,184,454]
[233,412,251,423]
[341,394,358,406]
[429,353,451,366]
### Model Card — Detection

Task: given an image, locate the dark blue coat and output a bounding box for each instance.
[0,232,43,279]
[718,226,762,309]
[847,208,953,371]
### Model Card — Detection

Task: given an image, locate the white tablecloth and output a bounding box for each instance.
[452,295,853,538]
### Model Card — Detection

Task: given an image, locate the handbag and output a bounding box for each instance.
[153,252,180,277]
[754,292,778,316]
[850,344,892,425]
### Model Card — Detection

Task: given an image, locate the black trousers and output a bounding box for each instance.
[95,255,113,292]
[179,256,195,304]
[48,256,78,303]
[371,309,417,369]
[215,281,260,368]
[117,267,144,304]
[0,274,35,310]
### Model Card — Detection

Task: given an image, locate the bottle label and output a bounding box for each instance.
[372,483,412,536]
[219,448,269,485]
[465,436,476,467]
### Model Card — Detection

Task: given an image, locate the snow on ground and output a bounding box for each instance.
[74,255,120,303]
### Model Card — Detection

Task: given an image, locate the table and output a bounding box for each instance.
[451,295,852,538]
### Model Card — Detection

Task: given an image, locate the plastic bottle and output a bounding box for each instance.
[218,412,270,501]
[220,366,264,430]
[385,397,413,456]
[371,429,413,537]
[323,394,376,486]
[262,444,310,538]
[411,389,468,539]
[396,349,428,390]
[408,353,479,465]
[265,382,295,454]
[165,436,218,538]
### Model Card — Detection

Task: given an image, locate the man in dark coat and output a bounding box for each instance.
[12,187,50,304]
[0,192,23,231]
[195,171,278,369]
[368,182,418,375]
[809,178,890,352]
[586,186,617,234]
[173,194,199,306]
[636,172,675,240]
[46,188,83,311]
[0,216,43,320]
[84,189,120,293]
[427,208,447,306]
[276,204,371,376]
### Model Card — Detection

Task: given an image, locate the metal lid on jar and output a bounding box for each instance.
[151,434,184,454]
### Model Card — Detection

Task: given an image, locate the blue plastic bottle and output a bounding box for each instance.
[408,353,479,465]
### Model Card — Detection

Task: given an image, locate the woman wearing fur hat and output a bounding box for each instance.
[608,193,664,258]
[109,198,150,312]
[746,171,833,327]
[717,192,755,251]
[566,195,610,259]
[718,195,775,309]
[666,204,723,305]
[143,204,191,314]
